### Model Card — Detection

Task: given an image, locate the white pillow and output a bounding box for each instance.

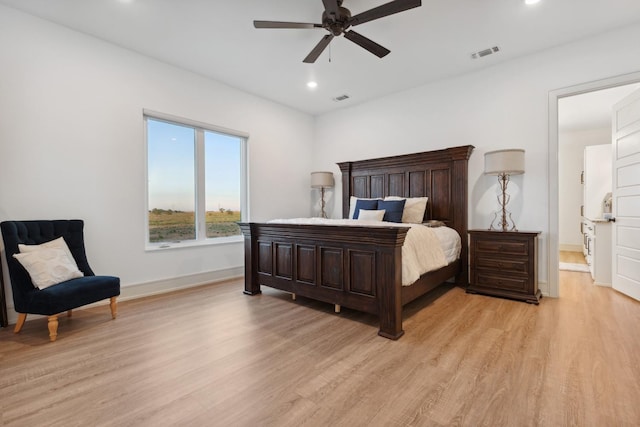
[19,237,76,266]
[385,196,428,223]
[13,248,84,289]
[357,209,386,221]
[348,196,379,219]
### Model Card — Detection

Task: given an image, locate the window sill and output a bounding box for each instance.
[145,235,243,252]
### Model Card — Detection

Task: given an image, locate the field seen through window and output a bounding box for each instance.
[149,209,240,242]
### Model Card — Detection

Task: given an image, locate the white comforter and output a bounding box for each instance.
[267,218,461,286]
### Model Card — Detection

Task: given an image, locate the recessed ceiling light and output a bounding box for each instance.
[524,0,540,5]
[307,81,318,89]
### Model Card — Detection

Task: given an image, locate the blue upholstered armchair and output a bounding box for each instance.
[0,220,120,341]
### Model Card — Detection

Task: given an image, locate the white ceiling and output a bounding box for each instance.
[559,83,640,133]
[2,0,640,116]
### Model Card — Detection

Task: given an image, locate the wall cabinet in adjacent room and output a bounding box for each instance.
[582,144,612,221]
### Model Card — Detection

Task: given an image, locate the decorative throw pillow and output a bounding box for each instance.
[353,198,380,219]
[357,209,386,221]
[348,197,379,219]
[377,199,406,223]
[13,248,84,289]
[385,196,428,223]
[19,236,76,266]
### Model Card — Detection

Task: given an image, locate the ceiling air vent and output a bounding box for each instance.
[471,46,500,59]
[333,94,350,102]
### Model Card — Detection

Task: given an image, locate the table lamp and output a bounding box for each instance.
[311,171,334,218]
[484,149,525,231]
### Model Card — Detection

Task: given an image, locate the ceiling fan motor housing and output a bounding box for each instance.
[322,7,352,36]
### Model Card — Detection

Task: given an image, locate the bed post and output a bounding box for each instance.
[337,161,353,219]
[238,223,261,295]
[377,243,405,340]
[450,145,474,286]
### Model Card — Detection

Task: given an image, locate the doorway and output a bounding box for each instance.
[549,71,640,297]
[557,85,640,283]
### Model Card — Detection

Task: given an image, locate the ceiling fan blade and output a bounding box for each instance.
[254,21,322,29]
[349,0,421,26]
[322,0,340,21]
[343,30,390,58]
[303,34,335,63]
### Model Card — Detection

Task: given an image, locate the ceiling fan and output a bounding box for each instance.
[254,0,422,63]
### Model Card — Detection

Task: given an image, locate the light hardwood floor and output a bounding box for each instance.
[1,271,639,426]
[559,250,587,264]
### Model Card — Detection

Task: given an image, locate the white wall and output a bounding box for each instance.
[558,128,610,250]
[314,23,640,294]
[0,6,314,317]
[3,5,640,318]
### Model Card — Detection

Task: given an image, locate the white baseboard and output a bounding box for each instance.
[3,266,243,326]
[118,266,243,302]
[538,280,550,297]
[594,281,612,287]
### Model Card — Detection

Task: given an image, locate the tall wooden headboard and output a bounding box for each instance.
[337,145,475,284]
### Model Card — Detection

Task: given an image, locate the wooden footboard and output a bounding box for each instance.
[239,222,410,339]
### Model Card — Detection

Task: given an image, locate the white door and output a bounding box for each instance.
[612,89,640,301]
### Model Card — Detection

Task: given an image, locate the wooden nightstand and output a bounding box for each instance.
[467,230,541,304]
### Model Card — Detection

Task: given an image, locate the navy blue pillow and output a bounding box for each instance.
[377,199,406,223]
[353,199,380,219]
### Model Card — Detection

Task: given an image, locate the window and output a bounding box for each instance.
[145,111,247,247]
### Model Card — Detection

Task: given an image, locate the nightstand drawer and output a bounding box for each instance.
[475,273,528,293]
[475,239,528,256]
[476,256,529,275]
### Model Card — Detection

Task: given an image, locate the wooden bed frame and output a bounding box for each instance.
[239,145,474,339]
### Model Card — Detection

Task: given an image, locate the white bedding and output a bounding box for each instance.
[267,218,461,286]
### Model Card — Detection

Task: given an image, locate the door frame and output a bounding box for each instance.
[548,71,640,297]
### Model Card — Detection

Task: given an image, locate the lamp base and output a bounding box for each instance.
[488,211,518,232]
[320,187,327,219]
[488,173,518,232]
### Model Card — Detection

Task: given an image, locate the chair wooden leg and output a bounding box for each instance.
[14,313,27,333]
[48,315,59,342]
[110,297,117,319]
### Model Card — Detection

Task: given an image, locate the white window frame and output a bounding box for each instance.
[144,109,249,250]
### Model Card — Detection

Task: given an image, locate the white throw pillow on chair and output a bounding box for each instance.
[14,237,84,289]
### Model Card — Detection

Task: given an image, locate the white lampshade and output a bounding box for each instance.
[310,171,334,188]
[484,149,525,175]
